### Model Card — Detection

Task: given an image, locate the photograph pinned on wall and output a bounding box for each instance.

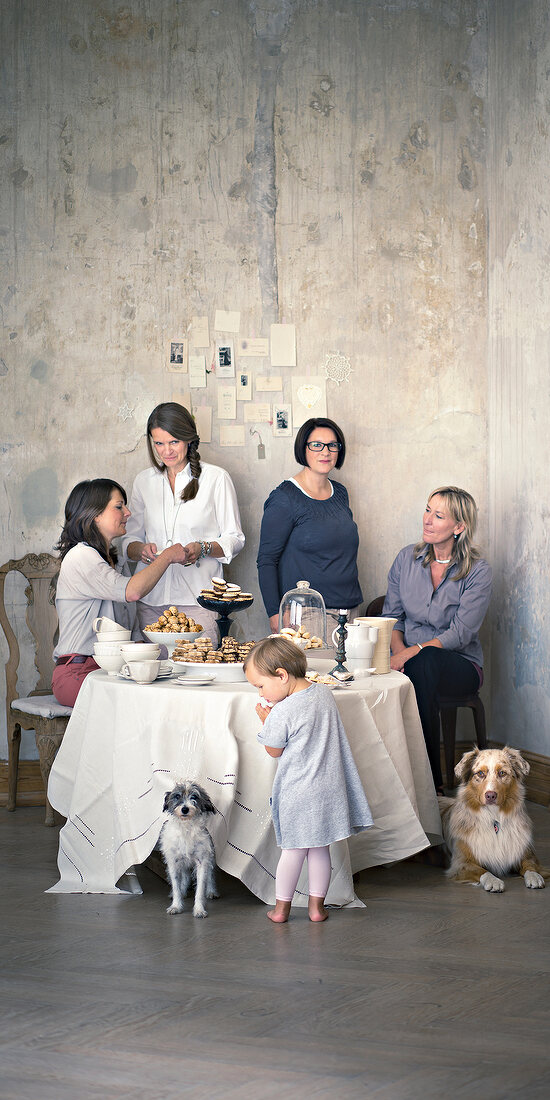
[215,340,235,378]
[237,371,252,401]
[272,403,292,437]
[291,375,327,428]
[167,338,188,372]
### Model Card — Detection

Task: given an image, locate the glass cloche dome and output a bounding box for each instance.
[278,581,327,647]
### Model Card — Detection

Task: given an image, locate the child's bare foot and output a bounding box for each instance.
[308,896,329,922]
[267,900,291,923]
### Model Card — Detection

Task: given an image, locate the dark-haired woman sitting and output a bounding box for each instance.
[257,418,363,632]
[52,479,189,706]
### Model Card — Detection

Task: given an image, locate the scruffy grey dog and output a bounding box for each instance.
[159,782,219,917]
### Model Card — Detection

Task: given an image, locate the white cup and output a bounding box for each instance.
[93,616,125,633]
[120,660,160,684]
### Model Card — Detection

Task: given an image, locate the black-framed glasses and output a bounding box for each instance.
[306,441,342,453]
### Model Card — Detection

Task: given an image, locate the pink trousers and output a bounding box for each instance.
[52,656,99,707]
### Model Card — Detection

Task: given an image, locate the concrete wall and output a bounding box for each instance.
[488,0,550,757]
[1,0,489,758]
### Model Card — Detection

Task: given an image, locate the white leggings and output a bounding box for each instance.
[275,846,332,902]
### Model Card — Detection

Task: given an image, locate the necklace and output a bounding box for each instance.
[435,557,451,564]
[162,476,184,547]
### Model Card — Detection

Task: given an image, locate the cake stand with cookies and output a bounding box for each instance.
[196,578,254,644]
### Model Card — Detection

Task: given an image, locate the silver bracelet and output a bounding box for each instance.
[417,642,423,651]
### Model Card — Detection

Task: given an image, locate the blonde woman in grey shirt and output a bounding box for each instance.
[382,486,492,794]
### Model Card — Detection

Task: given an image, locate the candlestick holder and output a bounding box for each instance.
[330,610,354,681]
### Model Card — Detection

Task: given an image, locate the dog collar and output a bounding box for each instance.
[493,819,499,835]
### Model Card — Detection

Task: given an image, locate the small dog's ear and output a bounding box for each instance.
[202,793,217,815]
[455,748,479,783]
[503,746,530,779]
[163,791,172,812]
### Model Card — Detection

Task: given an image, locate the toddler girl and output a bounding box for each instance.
[244,636,373,923]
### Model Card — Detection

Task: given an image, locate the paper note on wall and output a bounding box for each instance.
[171,388,191,412]
[255,375,283,392]
[270,324,296,367]
[291,376,327,427]
[220,425,246,446]
[192,404,212,443]
[189,354,206,389]
[218,386,237,419]
[244,403,271,423]
[214,310,240,333]
[238,337,269,357]
[190,316,210,348]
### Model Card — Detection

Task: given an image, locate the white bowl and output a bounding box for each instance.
[172,660,245,683]
[93,641,127,655]
[143,629,203,654]
[94,653,125,675]
[93,629,132,642]
[121,643,160,662]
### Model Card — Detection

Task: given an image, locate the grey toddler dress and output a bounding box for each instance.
[257,683,373,849]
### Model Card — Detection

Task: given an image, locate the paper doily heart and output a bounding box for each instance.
[297,384,322,409]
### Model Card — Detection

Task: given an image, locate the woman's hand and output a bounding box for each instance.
[391,646,420,672]
[183,541,203,566]
[269,614,279,633]
[140,542,158,564]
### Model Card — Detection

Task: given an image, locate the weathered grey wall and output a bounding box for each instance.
[488,1,550,757]
[1,0,489,759]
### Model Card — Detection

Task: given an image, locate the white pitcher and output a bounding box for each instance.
[331,620,378,660]
[353,617,398,674]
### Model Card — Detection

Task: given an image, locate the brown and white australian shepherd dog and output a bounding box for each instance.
[439,747,547,893]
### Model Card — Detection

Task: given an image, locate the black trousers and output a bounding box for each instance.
[404,648,480,789]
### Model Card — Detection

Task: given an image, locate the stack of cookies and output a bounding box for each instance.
[145,607,202,633]
[172,637,214,663]
[172,635,257,665]
[279,626,324,650]
[199,578,253,604]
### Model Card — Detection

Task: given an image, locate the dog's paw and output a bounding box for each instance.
[206,889,219,899]
[524,870,545,889]
[166,904,184,915]
[480,871,504,892]
[193,904,208,918]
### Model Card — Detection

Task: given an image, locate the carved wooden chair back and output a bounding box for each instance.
[0,552,72,825]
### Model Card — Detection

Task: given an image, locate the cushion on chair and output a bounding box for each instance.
[11,696,73,719]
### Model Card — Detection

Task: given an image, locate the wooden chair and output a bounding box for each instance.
[364,594,487,789]
[0,553,72,825]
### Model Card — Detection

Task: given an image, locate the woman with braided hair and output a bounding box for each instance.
[123,403,244,643]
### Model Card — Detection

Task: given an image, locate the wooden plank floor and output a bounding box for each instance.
[1,805,550,1100]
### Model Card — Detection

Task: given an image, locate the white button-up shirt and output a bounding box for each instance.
[121,462,245,606]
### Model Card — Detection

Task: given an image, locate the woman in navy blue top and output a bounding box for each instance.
[257,418,363,632]
[383,486,492,793]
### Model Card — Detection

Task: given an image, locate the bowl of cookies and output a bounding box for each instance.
[143,607,204,655]
[171,635,256,682]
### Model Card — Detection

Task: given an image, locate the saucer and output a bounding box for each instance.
[174,674,215,686]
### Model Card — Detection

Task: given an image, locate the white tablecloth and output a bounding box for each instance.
[47,667,442,906]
